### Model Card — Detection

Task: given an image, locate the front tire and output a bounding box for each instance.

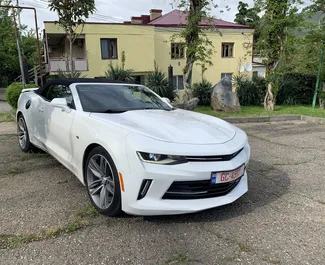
[85,146,122,216]
[17,115,34,153]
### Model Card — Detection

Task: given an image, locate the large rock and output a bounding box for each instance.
[172,97,199,111]
[211,77,240,112]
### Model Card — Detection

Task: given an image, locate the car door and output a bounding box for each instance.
[42,84,76,169]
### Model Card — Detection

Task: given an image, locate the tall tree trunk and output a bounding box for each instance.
[69,33,74,72]
[320,82,325,109]
[264,82,275,111]
[183,60,193,103]
[182,0,201,104]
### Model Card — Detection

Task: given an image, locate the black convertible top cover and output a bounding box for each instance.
[35,78,134,95]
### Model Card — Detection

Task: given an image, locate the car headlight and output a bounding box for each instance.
[137,152,187,165]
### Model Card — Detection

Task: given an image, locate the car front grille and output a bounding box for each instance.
[162,177,242,200]
[185,148,244,162]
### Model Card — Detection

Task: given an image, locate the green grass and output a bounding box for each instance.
[0,219,89,249]
[0,113,13,122]
[195,105,325,118]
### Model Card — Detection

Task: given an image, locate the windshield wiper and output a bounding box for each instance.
[95,109,128,114]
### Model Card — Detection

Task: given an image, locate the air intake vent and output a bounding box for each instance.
[137,179,152,200]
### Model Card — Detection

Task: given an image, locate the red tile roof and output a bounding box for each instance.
[148,10,251,29]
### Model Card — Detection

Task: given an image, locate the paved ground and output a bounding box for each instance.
[0,121,324,265]
[0,88,12,113]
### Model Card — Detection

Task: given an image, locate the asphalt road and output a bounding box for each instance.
[0,121,324,265]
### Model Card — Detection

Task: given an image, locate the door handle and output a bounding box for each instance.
[38,106,44,112]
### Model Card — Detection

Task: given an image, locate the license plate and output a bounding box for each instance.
[211,164,245,184]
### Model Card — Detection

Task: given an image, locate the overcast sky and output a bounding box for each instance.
[19,0,255,31]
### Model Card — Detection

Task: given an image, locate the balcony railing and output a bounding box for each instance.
[49,58,88,72]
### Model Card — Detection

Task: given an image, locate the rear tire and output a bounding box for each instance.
[85,146,122,216]
[17,115,35,153]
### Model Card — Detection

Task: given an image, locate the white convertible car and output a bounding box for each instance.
[17,79,250,216]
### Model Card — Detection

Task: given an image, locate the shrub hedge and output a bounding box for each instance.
[6,82,38,109]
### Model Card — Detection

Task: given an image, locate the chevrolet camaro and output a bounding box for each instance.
[16,79,250,216]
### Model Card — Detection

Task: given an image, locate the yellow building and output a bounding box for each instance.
[44,9,254,89]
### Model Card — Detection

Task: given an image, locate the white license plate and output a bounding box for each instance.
[211,164,245,184]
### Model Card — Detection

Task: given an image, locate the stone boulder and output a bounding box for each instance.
[211,77,240,112]
[172,97,199,111]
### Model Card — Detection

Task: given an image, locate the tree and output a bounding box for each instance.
[235,1,260,27]
[234,1,261,44]
[175,0,218,104]
[306,0,325,108]
[254,0,303,110]
[48,0,96,72]
[0,0,39,86]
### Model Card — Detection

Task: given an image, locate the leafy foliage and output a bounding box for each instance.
[234,75,266,106]
[0,0,39,86]
[235,1,261,26]
[6,82,38,109]
[192,80,213,105]
[276,73,316,105]
[234,1,261,44]
[48,0,96,71]
[174,0,221,101]
[104,64,134,83]
[146,65,178,101]
[254,0,304,110]
[56,70,86,79]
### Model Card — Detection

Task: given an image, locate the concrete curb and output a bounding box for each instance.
[223,115,325,124]
[301,115,325,124]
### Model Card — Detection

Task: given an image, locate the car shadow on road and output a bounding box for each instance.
[144,159,291,223]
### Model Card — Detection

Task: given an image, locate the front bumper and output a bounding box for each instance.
[121,134,250,216]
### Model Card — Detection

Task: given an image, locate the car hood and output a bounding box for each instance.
[90,109,236,145]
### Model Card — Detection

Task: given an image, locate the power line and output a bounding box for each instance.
[31,0,125,22]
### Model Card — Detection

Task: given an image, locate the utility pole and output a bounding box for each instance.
[312,40,325,109]
[12,7,26,88]
[16,0,23,42]
[1,5,43,86]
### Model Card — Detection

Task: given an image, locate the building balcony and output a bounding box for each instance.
[48,58,88,72]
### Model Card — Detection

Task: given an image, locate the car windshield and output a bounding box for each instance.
[76,84,173,113]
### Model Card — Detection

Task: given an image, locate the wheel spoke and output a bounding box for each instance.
[18,119,25,132]
[88,159,102,178]
[99,186,107,208]
[106,183,114,195]
[91,184,103,195]
[100,156,107,177]
[106,177,114,185]
[88,179,102,189]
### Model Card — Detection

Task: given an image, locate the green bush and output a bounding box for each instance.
[56,70,86,79]
[192,80,213,106]
[276,73,316,105]
[234,76,266,106]
[5,82,38,109]
[105,64,135,83]
[146,65,178,101]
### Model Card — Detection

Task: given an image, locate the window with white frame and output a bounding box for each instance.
[173,75,184,90]
[221,43,234,58]
[171,43,185,59]
[100,38,118,59]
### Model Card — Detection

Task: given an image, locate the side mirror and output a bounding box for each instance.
[50,98,71,113]
[161,97,171,104]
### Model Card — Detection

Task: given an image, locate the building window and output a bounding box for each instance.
[173,75,184,90]
[100,38,118,59]
[222,43,234,58]
[252,71,258,78]
[171,43,185,59]
[221,73,233,80]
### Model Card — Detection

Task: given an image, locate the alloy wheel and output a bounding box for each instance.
[86,154,115,209]
[18,118,27,149]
